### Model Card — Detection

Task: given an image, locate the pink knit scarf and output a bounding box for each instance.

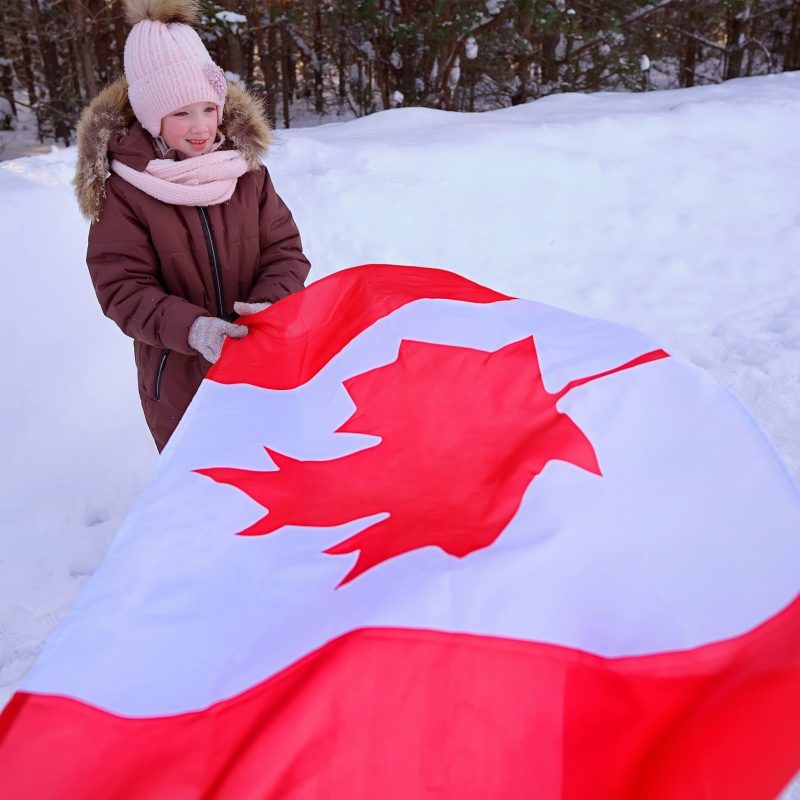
[110,150,249,206]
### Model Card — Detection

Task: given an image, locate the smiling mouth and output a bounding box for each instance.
[187,139,207,147]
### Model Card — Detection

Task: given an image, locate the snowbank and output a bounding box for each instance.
[1,74,798,793]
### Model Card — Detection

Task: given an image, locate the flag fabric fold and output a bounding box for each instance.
[1,264,798,799]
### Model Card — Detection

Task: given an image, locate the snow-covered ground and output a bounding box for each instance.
[1,73,799,795]
[0,101,61,162]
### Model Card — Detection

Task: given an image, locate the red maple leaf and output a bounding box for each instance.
[197,337,667,586]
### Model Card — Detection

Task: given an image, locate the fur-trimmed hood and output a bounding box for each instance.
[73,75,271,220]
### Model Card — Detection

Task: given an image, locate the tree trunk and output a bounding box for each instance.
[241,0,257,83]
[17,25,38,107]
[680,7,703,87]
[313,4,324,113]
[786,3,800,71]
[90,0,115,85]
[399,0,417,104]
[280,21,291,127]
[540,29,561,86]
[29,0,72,144]
[0,12,17,119]
[724,2,754,80]
[219,0,244,82]
[72,0,98,99]
[110,0,127,77]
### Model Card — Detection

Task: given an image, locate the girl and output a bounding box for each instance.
[73,0,310,451]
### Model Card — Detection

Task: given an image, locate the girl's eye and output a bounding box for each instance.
[205,107,216,113]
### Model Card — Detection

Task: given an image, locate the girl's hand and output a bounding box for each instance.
[233,300,272,316]
[188,316,248,363]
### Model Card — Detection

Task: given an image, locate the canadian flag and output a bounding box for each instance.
[1,265,799,799]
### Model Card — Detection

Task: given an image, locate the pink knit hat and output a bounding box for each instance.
[123,0,227,137]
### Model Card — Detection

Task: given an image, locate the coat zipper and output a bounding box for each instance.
[154,211,221,404]
[154,349,170,401]
[197,206,225,317]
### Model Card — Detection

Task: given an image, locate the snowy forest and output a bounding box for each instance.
[1,0,800,148]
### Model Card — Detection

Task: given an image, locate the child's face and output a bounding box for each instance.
[160,101,219,158]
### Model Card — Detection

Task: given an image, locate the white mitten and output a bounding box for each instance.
[233,300,272,316]
[188,316,248,363]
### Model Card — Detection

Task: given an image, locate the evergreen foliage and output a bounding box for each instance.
[0,0,797,145]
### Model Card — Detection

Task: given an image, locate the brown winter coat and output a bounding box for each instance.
[74,77,311,451]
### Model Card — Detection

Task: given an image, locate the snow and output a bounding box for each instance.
[0,73,799,795]
[215,10,246,25]
[215,10,246,34]
[448,57,461,89]
[359,40,375,61]
[0,100,60,161]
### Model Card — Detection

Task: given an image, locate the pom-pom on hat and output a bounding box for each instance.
[123,0,227,137]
